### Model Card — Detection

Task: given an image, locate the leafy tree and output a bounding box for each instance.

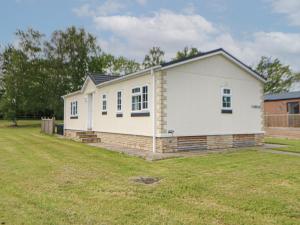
[0,46,28,126]
[256,56,295,94]
[45,26,101,92]
[174,46,200,60]
[142,47,165,68]
[107,56,140,75]
[15,29,51,116]
[0,26,143,121]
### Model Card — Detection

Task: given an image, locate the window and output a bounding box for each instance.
[117,91,122,112]
[132,86,148,112]
[222,88,231,109]
[70,101,78,116]
[287,102,300,114]
[221,88,232,113]
[102,94,107,112]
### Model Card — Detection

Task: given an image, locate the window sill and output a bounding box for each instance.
[221,109,233,114]
[102,111,107,115]
[131,112,150,117]
[116,113,123,117]
[70,116,78,119]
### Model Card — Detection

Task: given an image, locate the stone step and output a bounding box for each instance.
[81,137,101,143]
[76,131,95,137]
[78,134,98,139]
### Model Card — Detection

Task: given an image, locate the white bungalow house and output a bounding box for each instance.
[62,48,265,153]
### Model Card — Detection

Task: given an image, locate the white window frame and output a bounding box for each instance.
[102,94,107,112]
[221,87,232,110]
[131,85,149,112]
[70,101,78,116]
[117,91,122,112]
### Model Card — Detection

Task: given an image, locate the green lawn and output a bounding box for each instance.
[265,137,300,153]
[0,119,63,128]
[0,123,299,225]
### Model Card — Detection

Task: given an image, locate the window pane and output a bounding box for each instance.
[223,89,230,94]
[288,102,300,114]
[142,86,148,109]
[132,88,140,93]
[222,96,231,108]
[117,92,122,111]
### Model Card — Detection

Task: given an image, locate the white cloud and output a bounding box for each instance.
[73,4,94,17]
[270,0,300,26]
[73,4,300,71]
[96,0,124,16]
[92,10,217,59]
[73,0,125,17]
[136,0,147,6]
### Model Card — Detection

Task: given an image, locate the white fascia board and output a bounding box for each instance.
[62,76,96,99]
[61,90,81,99]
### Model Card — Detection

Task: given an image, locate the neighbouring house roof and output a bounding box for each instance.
[264,91,300,101]
[88,74,120,85]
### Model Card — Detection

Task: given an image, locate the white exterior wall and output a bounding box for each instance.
[64,78,96,131]
[165,54,264,136]
[64,74,153,136]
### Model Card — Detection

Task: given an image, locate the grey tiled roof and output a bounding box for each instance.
[264,91,300,101]
[88,74,120,85]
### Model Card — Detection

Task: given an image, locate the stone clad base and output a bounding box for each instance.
[64,130,264,153]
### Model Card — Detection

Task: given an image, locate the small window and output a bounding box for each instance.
[221,88,232,113]
[117,91,122,112]
[70,101,78,116]
[222,88,231,109]
[287,102,300,114]
[131,85,148,112]
[102,94,107,112]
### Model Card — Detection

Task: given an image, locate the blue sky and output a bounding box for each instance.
[1,0,300,71]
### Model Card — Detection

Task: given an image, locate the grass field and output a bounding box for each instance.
[0,121,299,224]
[265,137,300,153]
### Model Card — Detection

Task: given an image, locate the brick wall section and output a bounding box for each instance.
[96,132,153,151]
[207,135,233,149]
[65,129,263,152]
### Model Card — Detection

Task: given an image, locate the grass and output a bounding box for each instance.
[265,137,300,153]
[0,121,299,224]
[0,119,63,128]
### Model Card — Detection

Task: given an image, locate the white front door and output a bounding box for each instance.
[87,93,93,130]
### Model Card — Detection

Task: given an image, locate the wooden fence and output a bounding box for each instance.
[265,114,300,128]
[41,117,55,134]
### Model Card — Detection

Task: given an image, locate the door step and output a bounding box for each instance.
[75,131,101,143]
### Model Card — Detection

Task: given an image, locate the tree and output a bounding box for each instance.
[0,26,143,121]
[142,47,165,68]
[256,56,295,94]
[174,46,200,60]
[45,26,101,92]
[108,56,140,75]
[0,46,28,125]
